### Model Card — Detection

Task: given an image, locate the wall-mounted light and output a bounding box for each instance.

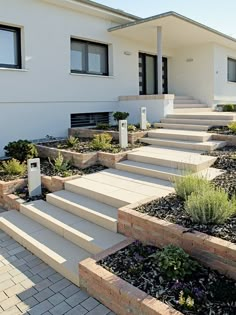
[124,51,132,56]
[186,58,194,62]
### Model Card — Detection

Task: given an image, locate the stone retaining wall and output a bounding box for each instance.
[118,197,236,280]
[68,128,148,145]
[212,134,236,146]
[79,239,182,315]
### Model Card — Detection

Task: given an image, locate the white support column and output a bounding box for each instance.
[157,26,163,94]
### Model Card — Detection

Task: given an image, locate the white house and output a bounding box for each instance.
[1,0,236,155]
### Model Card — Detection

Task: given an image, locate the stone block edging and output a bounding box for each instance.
[118,196,236,281]
[211,133,236,146]
[68,128,149,145]
[79,239,182,315]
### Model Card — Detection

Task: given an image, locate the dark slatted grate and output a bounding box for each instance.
[71,112,110,128]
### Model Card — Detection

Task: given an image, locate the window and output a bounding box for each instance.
[71,39,108,76]
[228,58,236,82]
[71,112,110,128]
[0,25,21,69]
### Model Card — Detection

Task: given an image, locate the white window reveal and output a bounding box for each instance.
[228,58,236,83]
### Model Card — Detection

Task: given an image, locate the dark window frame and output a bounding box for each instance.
[71,38,109,76]
[0,24,21,69]
[227,57,236,83]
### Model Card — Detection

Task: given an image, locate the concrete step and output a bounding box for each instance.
[20,200,126,255]
[167,113,236,120]
[174,99,200,104]
[141,137,226,152]
[127,148,217,172]
[161,118,234,126]
[147,129,212,142]
[0,210,90,286]
[116,160,223,181]
[175,96,194,100]
[47,190,118,232]
[174,108,213,113]
[64,170,173,208]
[174,103,208,109]
[157,123,210,131]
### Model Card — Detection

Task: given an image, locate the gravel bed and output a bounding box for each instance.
[208,126,235,135]
[14,186,49,202]
[136,147,236,243]
[99,241,236,315]
[39,138,144,153]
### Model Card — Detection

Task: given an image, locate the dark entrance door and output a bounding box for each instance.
[139,53,168,95]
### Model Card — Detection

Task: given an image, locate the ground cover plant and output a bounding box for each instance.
[99,242,236,314]
[209,122,236,135]
[136,146,236,243]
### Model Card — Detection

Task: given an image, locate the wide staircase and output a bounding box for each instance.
[0,96,235,286]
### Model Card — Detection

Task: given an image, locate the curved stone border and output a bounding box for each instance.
[79,239,182,315]
[211,133,236,146]
[118,196,236,281]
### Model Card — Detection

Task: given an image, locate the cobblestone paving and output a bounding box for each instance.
[0,230,115,315]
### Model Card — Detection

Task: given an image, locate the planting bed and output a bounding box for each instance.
[99,241,236,315]
[14,186,49,202]
[209,126,235,135]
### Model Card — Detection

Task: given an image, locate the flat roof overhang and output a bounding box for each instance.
[108,12,236,50]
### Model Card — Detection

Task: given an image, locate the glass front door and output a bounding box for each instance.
[139,53,168,95]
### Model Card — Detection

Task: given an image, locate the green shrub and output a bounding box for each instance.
[67,136,79,148]
[90,133,112,151]
[49,153,72,177]
[1,159,26,176]
[185,188,236,224]
[174,174,212,200]
[228,121,236,133]
[4,140,38,162]
[113,112,129,123]
[223,104,235,112]
[128,124,137,132]
[151,245,199,280]
[96,123,111,130]
[146,121,151,129]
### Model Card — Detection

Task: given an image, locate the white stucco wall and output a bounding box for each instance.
[0,0,169,155]
[168,44,214,106]
[213,44,236,104]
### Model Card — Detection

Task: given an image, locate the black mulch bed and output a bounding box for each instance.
[39,138,144,154]
[99,241,236,315]
[208,126,236,135]
[15,186,49,202]
[136,147,236,243]
[0,159,107,182]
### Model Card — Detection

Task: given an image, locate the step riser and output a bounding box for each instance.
[174,108,212,113]
[47,194,117,233]
[161,119,233,126]
[147,132,212,142]
[167,114,235,120]
[141,138,225,152]
[0,219,80,286]
[127,153,215,172]
[65,184,127,209]
[116,163,181,181]
[174,104,208,109]
[157,123,209,131]
[174,100,200,104]
[20,206,102,255]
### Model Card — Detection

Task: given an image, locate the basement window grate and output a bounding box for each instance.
[71,112,110,128]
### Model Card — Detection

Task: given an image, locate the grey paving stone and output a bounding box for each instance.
[31,263,48,275]
[48,273,63,284]
[17,296,38,313]
[60,284,80,298]
[48,293,65,306]
[81,297,100,311]
[15,249,31,259]
[34,279,53,292]
[66,291,89,308]
[18,287,38,301]
[49,301,71,315]
[34,288,55,303]
[28,300,53,315]
[26,258,43,269]
[38,267,55,279]
[65,304,88,315]
[87,304,110,315]
[50,278,71,293]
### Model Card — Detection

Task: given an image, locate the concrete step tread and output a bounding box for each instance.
[157,123,210,131]
[161,118,234,126]
[148,129,211,136]
[20,200,126,254]
[47,190,118,232]
[141,137,226,147]
[0,210,90,285]
[167,113,236,120]
[174,104,208,108]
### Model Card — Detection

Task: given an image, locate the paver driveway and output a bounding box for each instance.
[0,229,114,315]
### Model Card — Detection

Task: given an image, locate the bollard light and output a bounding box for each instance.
[140,107,147,130]
[119,120,128,148]
[27,158,42,197]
